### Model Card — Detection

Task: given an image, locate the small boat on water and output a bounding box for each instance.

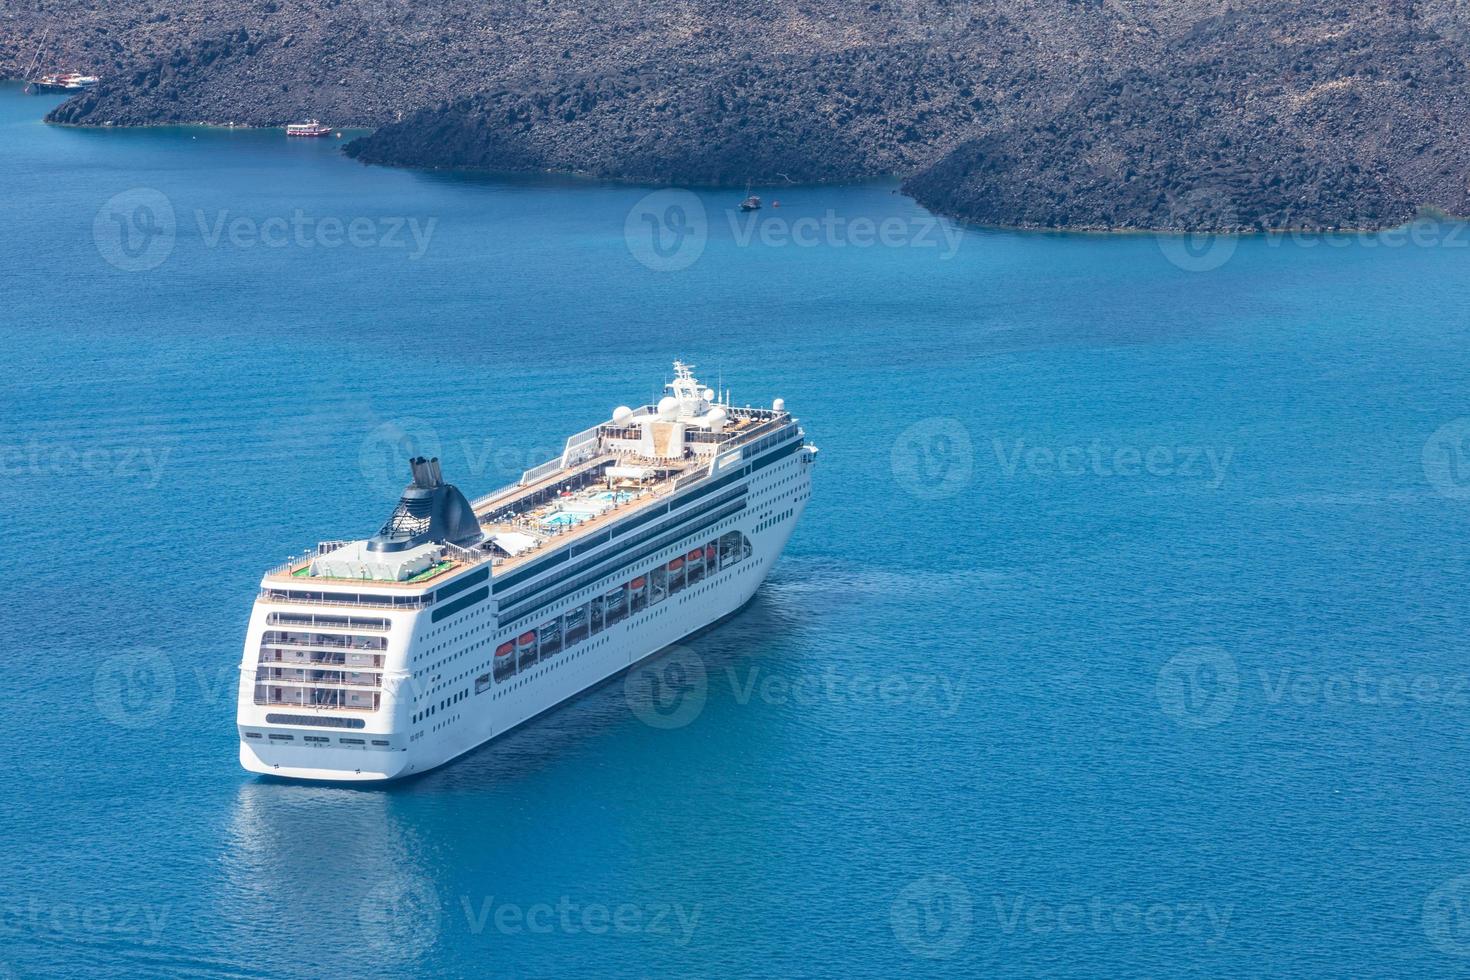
[739,180,762,211]
[26,71,99,94]
[20,34,98,94]
[286,120,333,138]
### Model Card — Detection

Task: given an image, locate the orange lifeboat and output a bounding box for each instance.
[668,558,684,571]
[496,641,515,657]
[630,577,646,590]
[687,549,702,562]
[517,631,537,647]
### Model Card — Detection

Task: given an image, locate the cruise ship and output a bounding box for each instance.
[236,362,816,781]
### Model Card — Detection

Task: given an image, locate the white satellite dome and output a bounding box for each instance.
[657,396,679,419]
[707,406,727,431]
[773,397,786,413]
[703,388,716,401]
[612,405,633,424]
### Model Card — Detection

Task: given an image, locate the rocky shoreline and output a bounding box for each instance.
[7,0,1470,232]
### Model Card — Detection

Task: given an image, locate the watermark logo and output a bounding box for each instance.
[1423,419,1470,500]
[93,648,176,729]
[1425,875,1470,956]
[0,899,170,946]
[890,874,973,959]
[623,645,707,729]
[359,419,444,497]
[0,441,171,488]
[359,877,441,957]
[725,665,966,718]
[892,417,975,500]
[993,895,1231,942]
[1156,647,1239,729]
[1267,218,1470,252]
[195,209,435,257]
[1157,186,1238,273]
[94,188,176,272]
[625,190,708,272]
[993,438,1233,488]
[727,209,963,257]
[459,895,701,945]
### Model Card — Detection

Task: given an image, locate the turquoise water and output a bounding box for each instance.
[5,81,1470,976]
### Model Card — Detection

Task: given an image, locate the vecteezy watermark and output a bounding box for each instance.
[1158,647,1470,729]
[623,645,707,729]
[1424,874,1470,956]
[94,188,177,272]
[725,665,966,718]
[1156,647,1241,730]
[1156,185,1240,273]
[93,649,177,730]
[1265,218,1470,252]
[891,417,975,500]
[992,895,1232,943]
[993,438,1234,488]
[0,440,171,488]
[0,898,170,946]
[1423,418,1470,501]
[890,874,974,959]
[623,189,964,270]
[357,419,564,497]
[93,187,436,271]
[727,209,963,258]
[1156,184,1470,273]
[891,420,1234,498]
[91,651,239,729]
[193,209,435,258]
[359,419,445,497]
[459,896,701,946]
[359,878,441,957]
[625,189,708,272]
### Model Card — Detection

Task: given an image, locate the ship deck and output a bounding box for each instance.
[264,408,787,589]
[474,452,703,575]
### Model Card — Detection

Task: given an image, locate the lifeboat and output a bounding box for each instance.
[687,549,702,562]
[495,642,515,658]
[668,557,684,571]
[704,545,716,560]
[517,631,537,647]
[630,576,647,590]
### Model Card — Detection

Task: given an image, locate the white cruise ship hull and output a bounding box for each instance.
[236,384,813,782]
[238,516,798,782]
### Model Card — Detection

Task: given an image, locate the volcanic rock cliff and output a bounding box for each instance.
[5,0,1468,230]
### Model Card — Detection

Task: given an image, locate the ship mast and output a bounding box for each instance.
[23,30,49,93]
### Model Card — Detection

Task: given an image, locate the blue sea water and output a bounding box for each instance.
[4,80,1470,977]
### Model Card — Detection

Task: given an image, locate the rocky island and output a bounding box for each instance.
[5,0,1468,231]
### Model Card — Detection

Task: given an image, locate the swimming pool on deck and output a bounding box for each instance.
[540,510,594,527]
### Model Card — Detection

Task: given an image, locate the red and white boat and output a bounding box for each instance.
[285,120,333,138]
[26,71,99,94]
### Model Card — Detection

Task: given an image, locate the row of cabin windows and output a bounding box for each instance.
[491,531,752,684]
[414,687,469,724]
[246,732,389,746]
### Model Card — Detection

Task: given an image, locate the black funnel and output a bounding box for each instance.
[366,456,482,553]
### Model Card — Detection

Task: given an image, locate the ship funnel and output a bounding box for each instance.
[367,457,482,552]
[409,455,445,489]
